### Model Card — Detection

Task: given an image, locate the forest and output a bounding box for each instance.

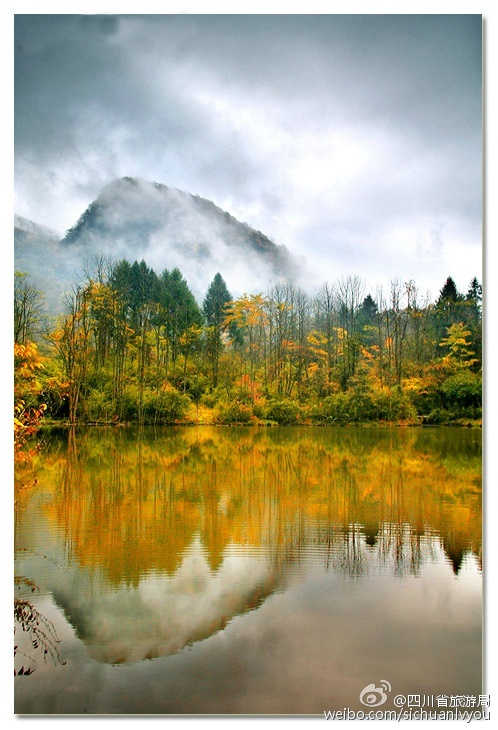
[14,258,482,436]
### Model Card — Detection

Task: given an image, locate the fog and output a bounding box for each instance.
[13,12,483,301]
[15,176,310,308]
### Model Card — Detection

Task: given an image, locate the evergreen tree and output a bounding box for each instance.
[359,294,378,322]
[463,277,482,366]
[110,259,132,301]
[129,260,159,316]
[437,276,461,304]
[23,256,484,425]
[357,294,379,346]
[203,273,232,387]
[466,277,482,313]
[434,276,464,350]
[203,273,232,329]
[159,268,203,368]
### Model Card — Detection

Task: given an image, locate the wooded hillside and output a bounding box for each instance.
[14,262,482,427]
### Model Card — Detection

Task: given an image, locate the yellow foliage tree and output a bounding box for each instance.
[14,342,46,460]
[439,322,477,368]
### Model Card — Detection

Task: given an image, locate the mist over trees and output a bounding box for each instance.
[14,258,482,427]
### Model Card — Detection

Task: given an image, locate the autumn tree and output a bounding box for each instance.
[335,275,365,388]
[26,253,483,425]
[49,285,92,423]
[224,293,268,400]
[439,322,477,368]
[14,342,46,459]
[403,281,433,367]
[14,273,44,345]
[463,277,482,365]
[386,279,410,386]
[265,283,294,397]
[313,282,339,396]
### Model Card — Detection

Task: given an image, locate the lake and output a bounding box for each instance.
[14,425,482,715]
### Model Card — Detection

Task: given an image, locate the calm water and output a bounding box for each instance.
[14,426,482,715]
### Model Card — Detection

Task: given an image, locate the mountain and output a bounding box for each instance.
[14,178,302,313]
[14,215,69,313]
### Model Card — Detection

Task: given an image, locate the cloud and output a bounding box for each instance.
[14,14,482,298]
[51,538,281,665]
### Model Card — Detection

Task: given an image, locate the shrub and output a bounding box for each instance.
[407,384,441,417]
[312,387,417,424]
[39,376,69,419]
[312,393,349,424]
[143,388,191,423]
[373,388,417,422]
[83,389,114,422]
[168,373,209,403]
[346,390,376,422]
[117,385,140,421]
[116,385,190,423]
[200,391,218,409]
[264,399,301,425]
[441,371,481,415]
[424,407,451,425]
[215,400,254,424]
[313,391,377,424]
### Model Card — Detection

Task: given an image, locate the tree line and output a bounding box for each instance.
[14,260,482,427]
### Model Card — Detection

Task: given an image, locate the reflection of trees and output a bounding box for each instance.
[14,594,66,676]
[442,527,481,574]
[15,429,69,679]
[27,426,482,585]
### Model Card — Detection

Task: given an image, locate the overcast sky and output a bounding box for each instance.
[14,11,483,300]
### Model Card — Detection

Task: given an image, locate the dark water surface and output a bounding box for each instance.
[14,426,482,714]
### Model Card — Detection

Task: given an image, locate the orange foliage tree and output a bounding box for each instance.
[14,342,46,461]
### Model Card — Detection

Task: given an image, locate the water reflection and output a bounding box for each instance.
[44,538,279,664]
[15,426,481,670]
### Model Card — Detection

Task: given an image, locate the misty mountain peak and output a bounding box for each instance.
[15,214,60,240]
[15,177,303,309]
[62,177,298,284]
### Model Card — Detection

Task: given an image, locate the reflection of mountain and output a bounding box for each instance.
[49,537,280,664]
[15,425,481,664]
